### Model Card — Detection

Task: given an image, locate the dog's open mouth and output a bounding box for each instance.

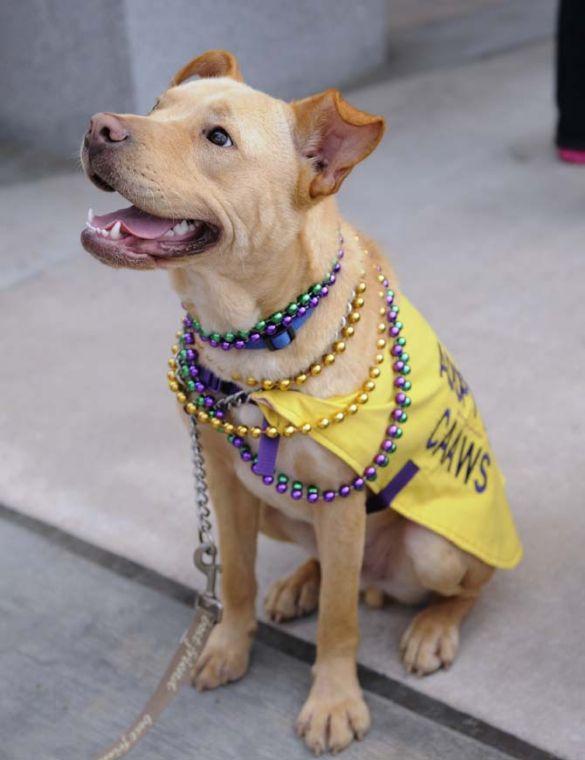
[80,204,221,269]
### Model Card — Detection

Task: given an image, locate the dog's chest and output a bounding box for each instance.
[231,404,353,522]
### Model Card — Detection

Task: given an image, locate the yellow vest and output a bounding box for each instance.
[253,295,522,570]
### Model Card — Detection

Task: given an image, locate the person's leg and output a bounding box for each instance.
[556,0,585,160]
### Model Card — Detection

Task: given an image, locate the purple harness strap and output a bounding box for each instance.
[255,418,281,476]
[195,351,419,508]
[195,363,281,477]
[366,460,420,514]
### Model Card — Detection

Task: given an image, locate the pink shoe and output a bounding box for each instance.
[558,147,585,164]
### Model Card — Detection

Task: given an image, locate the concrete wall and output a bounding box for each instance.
[0,0,389,157]
[0,0,133,157]
[125,0,389,113]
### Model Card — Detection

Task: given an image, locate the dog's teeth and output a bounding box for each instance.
[110,221,122,240]
[87,208,94,223]
[164,220,193,238]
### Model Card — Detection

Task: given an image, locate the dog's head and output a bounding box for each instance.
[80,50,385,270]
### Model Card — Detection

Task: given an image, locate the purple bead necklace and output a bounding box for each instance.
[181,234,344,351]
[226,262,411,503]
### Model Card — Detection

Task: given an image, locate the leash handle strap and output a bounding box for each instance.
[94,594,221,760]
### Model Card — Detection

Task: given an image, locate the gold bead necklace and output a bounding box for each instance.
[232,276,367,390]
[168,260,392,440]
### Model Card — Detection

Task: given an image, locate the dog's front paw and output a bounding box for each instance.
[400,608,459,676]
[192,621,253,691]
[295,663,370,755]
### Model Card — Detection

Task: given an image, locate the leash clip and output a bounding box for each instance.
[194,542,220,601]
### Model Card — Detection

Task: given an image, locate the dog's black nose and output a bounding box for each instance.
[86,112,130,151]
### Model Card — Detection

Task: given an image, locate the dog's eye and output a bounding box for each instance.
[206,127,233,147]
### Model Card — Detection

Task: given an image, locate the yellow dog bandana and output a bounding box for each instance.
[253,295,522,570]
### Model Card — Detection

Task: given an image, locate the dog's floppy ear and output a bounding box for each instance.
[170,50,243,86]
[292,89,385,199]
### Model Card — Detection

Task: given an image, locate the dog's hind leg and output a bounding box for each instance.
[260,503,321,622]
[363,586,386,608]
[399,521,494,676]
[264,558,321,622]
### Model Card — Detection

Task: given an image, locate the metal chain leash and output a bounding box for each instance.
[190,416,220,600]
[189,384,253,599]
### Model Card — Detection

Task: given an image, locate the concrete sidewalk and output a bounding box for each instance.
[0,508,543,760]
[0,26,583,760]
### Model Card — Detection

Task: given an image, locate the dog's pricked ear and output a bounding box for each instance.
[170,50,243,86]
[292,89,385,199]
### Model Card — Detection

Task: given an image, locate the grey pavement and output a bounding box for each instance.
[1,10,583,760]
[1,511,518,760]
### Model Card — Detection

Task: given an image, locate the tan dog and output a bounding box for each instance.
[80,50,515,755]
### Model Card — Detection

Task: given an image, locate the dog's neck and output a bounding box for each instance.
[170,198,340,334]
[167,197,363,386]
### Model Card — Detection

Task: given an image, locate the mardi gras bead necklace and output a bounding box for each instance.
[182,234,345,351]
[168,261,398,438]
[226,261,411,503]
[170,279,364,396]
[233,279,368,389]
[168,237,366,432]
[165,237,411,502]
[175,288,390,440]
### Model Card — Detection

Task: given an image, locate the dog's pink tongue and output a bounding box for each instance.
[92,206,175,239]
